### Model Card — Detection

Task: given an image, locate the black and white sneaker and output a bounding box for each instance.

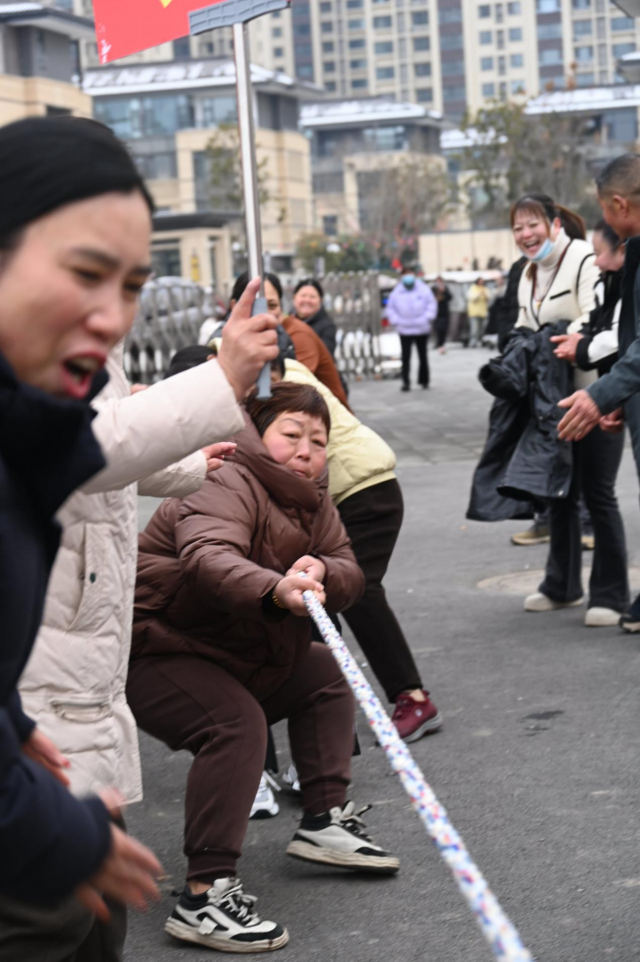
[286,801,400,875]
[165,877,289,953]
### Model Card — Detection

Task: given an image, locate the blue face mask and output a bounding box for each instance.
[402,274,416,288]
[527,238,554,262]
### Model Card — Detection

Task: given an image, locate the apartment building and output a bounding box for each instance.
[59,0,639,119]
[84,60,316,280]
[0,1,93,125]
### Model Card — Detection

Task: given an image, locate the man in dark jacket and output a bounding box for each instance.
[557,154,640,629]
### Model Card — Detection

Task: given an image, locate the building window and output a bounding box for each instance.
[414,62,431,76]
[572,0,590,7]
[508,1,521,11]
[479,4,491,17]
[537,0,559,10]
[320,1,331,10]
[321,21,333,32]
[272,27,282,38]
[441,33,463,50]
[293,23,310,36]
[479,31,492,44]
[576,72,595,85]
[498,55,506,74]
[510,53,523,67]
[348,18,365,28]
[573,20,592,38]
[375,41,394,53]
[298,65,314,78]
[323,215,338,236]
[349,38,365,48]
[442,59,464,76]
[613,43,635,57]
[273,46,284,56]
[443,84,466,100]
[481,56,493,70]
[509,27,522,41]
[376,66,395,79]
[482,82,495,97]
[411,10,428,25]
[351,78,368,88]
[539,48,563,64]
[416,87,433,102]
[511,79,525,93]
[324,61,336,71]
[173,36,191,59]
[350,58,367,68]
[347,0,363,7]
[325,80,337,91]
[612,16,634,30]
[413,36,430,51]
[374,15,393,26]
[322,41,334,52]
[439,8,459,20]
[537,22,562,39]
[499,81,507,98]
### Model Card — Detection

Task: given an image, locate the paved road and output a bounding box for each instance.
[131,346,640,962]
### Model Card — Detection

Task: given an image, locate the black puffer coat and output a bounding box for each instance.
[467,323,574,521]
[301,307,338,357]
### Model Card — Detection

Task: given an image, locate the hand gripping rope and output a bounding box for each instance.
[302,588,535,962]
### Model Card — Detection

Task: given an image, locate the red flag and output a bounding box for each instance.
[92,0,228,64]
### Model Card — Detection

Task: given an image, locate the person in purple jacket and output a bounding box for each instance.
[386,266,438,392]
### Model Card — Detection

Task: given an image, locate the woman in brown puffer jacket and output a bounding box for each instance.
[127,382,399,954]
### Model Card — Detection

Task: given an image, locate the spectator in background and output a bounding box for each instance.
[386,266,438,392]
[466,277,490,347]
[230,272,350,409]
[431,276,452,354]
[293,278,337,356]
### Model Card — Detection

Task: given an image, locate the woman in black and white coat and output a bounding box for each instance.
[511,195,629,626]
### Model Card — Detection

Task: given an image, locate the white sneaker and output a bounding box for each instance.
[286,801,400,874]
[585,607,623,627]
[524,592,584,612]
[165,877,288,953]
[250,772,280,820]
[281,764,301,793]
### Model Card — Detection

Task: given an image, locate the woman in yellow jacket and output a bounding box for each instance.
[200,271,442,743]
[467,277,491,347]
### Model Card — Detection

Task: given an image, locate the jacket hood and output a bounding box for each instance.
[0,352,106,519]
[233,410,326,512]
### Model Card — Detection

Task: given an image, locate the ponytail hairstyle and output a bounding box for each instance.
[510,193,586,241]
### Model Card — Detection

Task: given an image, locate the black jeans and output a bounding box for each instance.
[400,334,429,388]
[539,426,629,610]
[338,479,423,701]
[434,317,449,349]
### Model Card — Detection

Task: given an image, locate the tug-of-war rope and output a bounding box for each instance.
[303,588,535,962]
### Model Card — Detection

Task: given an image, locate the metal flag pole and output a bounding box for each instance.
[189,2,290,398]
[232,20,270,398]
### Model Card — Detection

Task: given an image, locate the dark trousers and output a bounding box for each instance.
[126,643,354,882]
[434,316,449,349]
[0,891,127,962]
[400,334,429,387]
[338,479,423,701]
[539,426,629,610]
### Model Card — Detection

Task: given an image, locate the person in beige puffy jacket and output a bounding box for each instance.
[17,277,280,961]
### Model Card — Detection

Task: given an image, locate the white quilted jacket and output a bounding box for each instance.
[19,343,244,803]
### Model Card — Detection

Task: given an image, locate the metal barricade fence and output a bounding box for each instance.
[125,273,382,384]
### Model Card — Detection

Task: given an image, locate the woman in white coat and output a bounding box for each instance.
[511,194,628,626]
[15,267,279,960]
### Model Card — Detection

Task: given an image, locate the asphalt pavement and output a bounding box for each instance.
[131,345,640,962]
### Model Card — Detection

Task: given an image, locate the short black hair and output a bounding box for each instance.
[231,271,283,305]
[294,277,324,298]
[164,345,213,379]
[596,154,640,201]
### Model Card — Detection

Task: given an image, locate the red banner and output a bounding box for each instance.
[92,0,227,64]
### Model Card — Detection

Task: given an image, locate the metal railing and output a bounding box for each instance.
[124,272,382,384]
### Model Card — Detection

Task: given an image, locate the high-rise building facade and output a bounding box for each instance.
[70,0,638,119]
